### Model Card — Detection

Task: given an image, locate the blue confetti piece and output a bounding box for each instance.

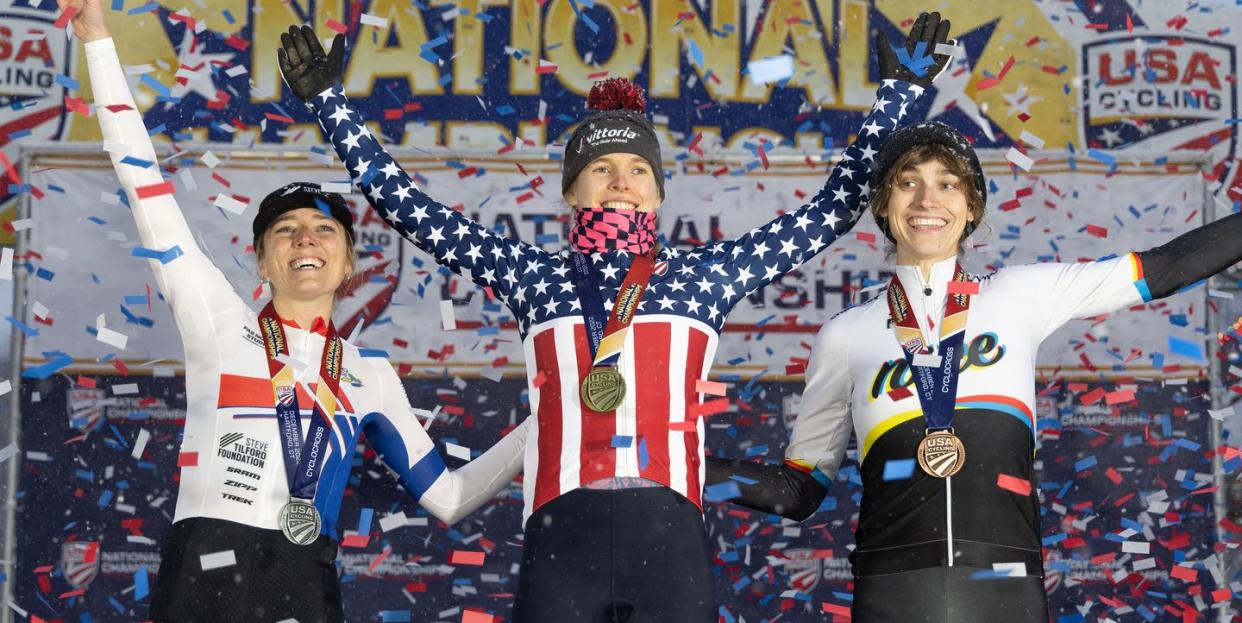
[123,295,147,306]
[704,480,741,502]
[379,612,411,623]
[688,40,704,67]
[111,0,124,9]
[580,12,600,33]
[496,104,515,116]
[1086,149,1116,166]
[221,8,234,23]
[119,155,154,169]
[55,74,80,91]
[98,490,114,508]
[134,567,149,600]
[610,435,633,448]
[895,41,934,76]
[638,438,648,469]
[139,74,170,97]
[728,474,758,485]
[1167,335,1205,362]
[358,507,374,534]
[882,458,916,481]
[357,348,390,358]
[1074,455,1098,472]
[5,316,39,337]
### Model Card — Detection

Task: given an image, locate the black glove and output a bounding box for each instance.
[876,11,953,88]
[277,25,345,101]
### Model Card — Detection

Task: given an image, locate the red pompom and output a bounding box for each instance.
[586,78,646,113]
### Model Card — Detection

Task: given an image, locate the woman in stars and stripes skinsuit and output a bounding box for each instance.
[277,13,951,622]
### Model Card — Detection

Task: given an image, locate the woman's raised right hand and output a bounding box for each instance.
[56,0,110,43]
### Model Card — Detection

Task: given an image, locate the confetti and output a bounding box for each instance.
[996,473,1031,496]
[746,56,795,85]
[199,550,236,571]
[450,550,485,566]
[882,459,916,480]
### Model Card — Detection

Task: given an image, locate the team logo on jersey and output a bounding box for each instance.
[59,541,100,590]
[1083,35,1236,151]
[66,388,106,433]
[783,548,823,593]
[334,198,403,338]
[868,333,1007,402]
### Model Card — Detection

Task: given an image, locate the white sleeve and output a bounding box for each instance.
[85,38,246,338]
[366,358,527,525]
[785,316,855,482]
[1001,254,1147,341]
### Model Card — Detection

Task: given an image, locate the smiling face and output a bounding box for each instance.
[881,159,974,265]
[256,208,354,303]
[562,153,662,213]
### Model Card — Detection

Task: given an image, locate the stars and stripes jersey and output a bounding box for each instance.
[786,254,1149,576]
[307,79,925,522]
[86,38,528,539]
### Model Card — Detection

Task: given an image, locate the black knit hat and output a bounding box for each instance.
[562,78,665,200]
[871,121,987,240]
[252,182,355,246]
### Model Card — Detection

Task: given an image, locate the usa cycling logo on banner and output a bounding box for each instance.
[1082,35,1236,152]
[59,541,101,590]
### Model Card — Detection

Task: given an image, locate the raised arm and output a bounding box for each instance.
[277,26,545,306]
[74,0,244,338]
[704,13,951,305]
[360,358,527,525]
[707,317,855,520]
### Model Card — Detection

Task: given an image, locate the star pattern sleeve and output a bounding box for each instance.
[688,80,926,305]
[307,86,548,307]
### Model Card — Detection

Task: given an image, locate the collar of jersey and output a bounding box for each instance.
[277,315,331,337]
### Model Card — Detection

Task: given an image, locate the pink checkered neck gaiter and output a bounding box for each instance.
[568,206,657,255]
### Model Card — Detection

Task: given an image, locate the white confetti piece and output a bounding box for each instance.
[123,63,155,75]
[440,299,457,331]
[26,451,51,461]
[1208,406,1236,421]
[102,140,127,154]
[200,150,220,168]
[0,444,17,463]
[100,191,121,205]
[1209,289,1235,299]
[1018,130,1045,149]
[97,326,129,350]
[934,43,958,57]
[9,219,33,231]
[112,383,139,396]
[320,182,352,194]
[214,194,248,215]
[360,13,389,28]
[132,428,151,459]
[0,381,10,397]
[1132,557,1156,571]
[445,442,472,461]
[199,550,236,571]
[224,65,248,77]
[31,301,50,319]
[992,562,1026,576]
[912,353,942,368]
[1005,147,1034,171]
[0,247,12,280]
[379,511,409,532]
[746,55,795,85]
[1121,541,1150,554]
[180,168,197,191]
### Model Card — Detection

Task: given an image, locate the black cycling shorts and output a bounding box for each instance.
[854,565,1048,622]
[149,517,342,623]
[512,487,716,623]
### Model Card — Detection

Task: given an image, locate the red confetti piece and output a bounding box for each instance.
[688,398,730,419]
[1105,467,1123,485]
[1104,389,1135,405]
[76,376,96,389]
[177,452,198,467]
[135,181,176,199]
[340,534,369,548]
[451,550,486,565]
[696,380,727,396]
[996,473,1031,496]
[53,6,78,28]
[264,112,296,124]
[669,421,698,432]
[1086,224,1108,238]
[886,385,912,402]
[325,18,348,34]
[457,166,479,178]
[855,231,875,244]
[368,546,392,573]
[1079,387,1107,405]
[462,610,495,623]
[785,363,806,375]
[225,35,250,51]
[821,603,850,616]
[1170,565,1198,582]
[536,63,558,75]
[1212,588,1232,603]
[947,281,979,296]
[112,359,130,376]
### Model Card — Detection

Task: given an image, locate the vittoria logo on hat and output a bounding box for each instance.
[582,124,640,147]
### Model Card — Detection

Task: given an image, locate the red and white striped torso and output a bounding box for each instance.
[521,314,718,520]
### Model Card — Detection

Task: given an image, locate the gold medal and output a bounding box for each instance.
[581,368,626,412]
[916,430,966,478]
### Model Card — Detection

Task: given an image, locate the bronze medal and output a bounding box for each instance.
[581,368,626,412]
[279,498,322,545]
[916,429,966,478]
